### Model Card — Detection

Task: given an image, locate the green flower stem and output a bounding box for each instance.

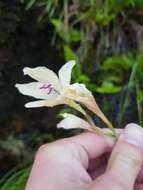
[68,100,87,116]
[87,101,117,138]
[68,100,103,134]
[84,113,104,135]
[68,100,116,137]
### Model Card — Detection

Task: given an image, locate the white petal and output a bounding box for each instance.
[58,60,76,87]
[64,83,94,104]
[57,114,92,131]
[25,97,64,108]
[67,95,89,103]
[25,100,48,108]
[23,67,61,91]
[15,82,58,100]
[68,83,111,128]
[70,83,93,97]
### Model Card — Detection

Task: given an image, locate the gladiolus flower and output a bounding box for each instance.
[57,113,102,134]
[15,60,113,130]
[15,60,94,109]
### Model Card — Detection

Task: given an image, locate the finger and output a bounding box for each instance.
[69,129,121,161]
[137,167,143,182]
[90,124,143,190]
[88,152,110,171]
[106,124,143,189]
[89,163,106,179]
[89,163,143,183]
[135,183,143,190]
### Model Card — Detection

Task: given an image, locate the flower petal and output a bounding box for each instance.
[25,97,64,108]
[58,60,76,87]
[15,82,58,100]
[64,83,94,104]
[57,114,92,131]
[23,67,61,91]
[70,83,93,97]
[25,100,48,108]
[67,83,113,129]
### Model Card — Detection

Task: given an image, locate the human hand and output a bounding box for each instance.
[25,123,143,190]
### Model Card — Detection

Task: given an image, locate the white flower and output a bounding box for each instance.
[15,60,95,109]
[57,114,92,131]
[57,113,100,132]
[15,60,114,131]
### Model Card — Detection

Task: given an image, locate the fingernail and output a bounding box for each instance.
[120,123,143,149]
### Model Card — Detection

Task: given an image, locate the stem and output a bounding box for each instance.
[68,100,87,116]
[96,109,117,138]
[86,101,117,138]
[68,100,117,137]
[68,100,103,135]
[84,114,104,135]
[136,82,143,126]
[118,62,137,127]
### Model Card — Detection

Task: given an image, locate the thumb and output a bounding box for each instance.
[91,124,143,190]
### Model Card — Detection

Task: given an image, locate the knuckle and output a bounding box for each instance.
[55,138,69,145]
[35,138,69,161]
[36,144,50,160]
[38,144,48,152]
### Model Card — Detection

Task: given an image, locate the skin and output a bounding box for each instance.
[25,123,143,190]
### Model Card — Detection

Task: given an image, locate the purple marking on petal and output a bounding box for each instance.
[39,84,53,94]
[39,84,50,89]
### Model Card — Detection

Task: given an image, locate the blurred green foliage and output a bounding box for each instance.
[0,0,143,189]
[0,165,30,190]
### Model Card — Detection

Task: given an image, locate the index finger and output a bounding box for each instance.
[69,129,122,160]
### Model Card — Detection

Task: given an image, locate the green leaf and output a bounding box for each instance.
[77,74,90,83]
[137,89,143,103]
[93,81,122,94]
[51,19,81,42]
[68,29,81,42]
[63,45,82,81]
[136,55,143,80]
[0,166,30,190]
[25,0,36,10]
[63,45,78,61]
[135,0,143,6]
[102,56,132,71]
[80,7,97,22]
[109,0,135,8]
[96,9,115,26]
[57,107,74,118]
[51,19,62,32]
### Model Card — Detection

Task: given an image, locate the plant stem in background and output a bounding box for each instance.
[118,62,138,127]
[136,82,143,127]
